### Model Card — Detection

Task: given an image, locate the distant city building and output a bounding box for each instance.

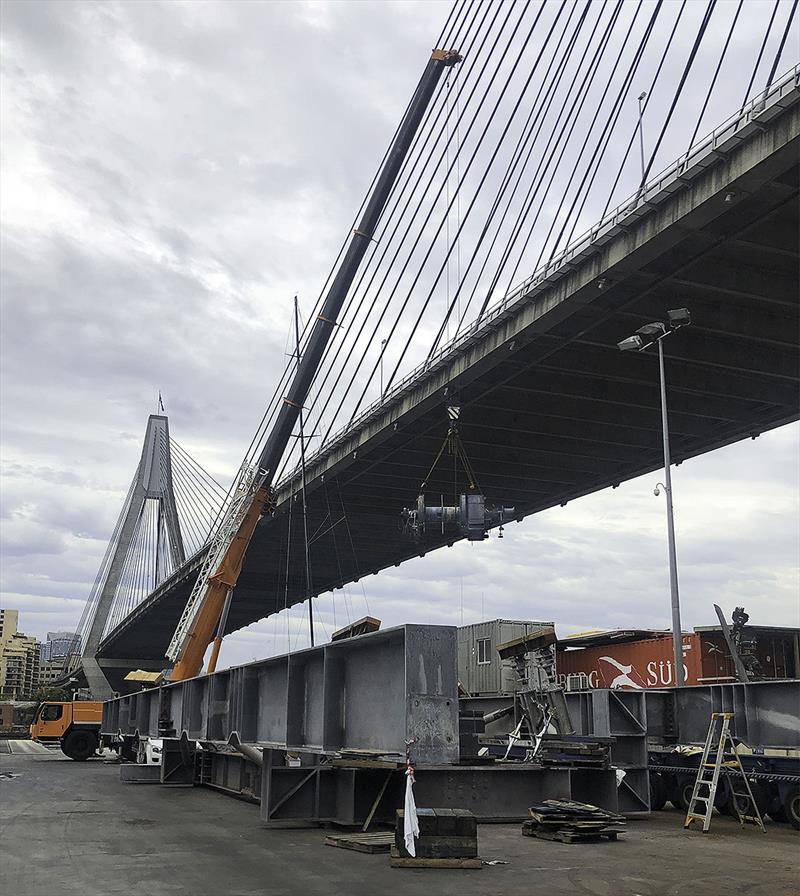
[37,659,67,687]
[0,610,40,700]
[39,631,81,662]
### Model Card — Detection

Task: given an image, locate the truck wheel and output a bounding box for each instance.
[784,787,800,830]
[62,730,98,761]
[671,776,695,812]
[726,782,768,820]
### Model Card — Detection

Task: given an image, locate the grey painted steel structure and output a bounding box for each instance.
[82,415,184,698]
[174,745,620,824]
[465,680,800,752]
[102,624,460,765]
[98,68,800,669]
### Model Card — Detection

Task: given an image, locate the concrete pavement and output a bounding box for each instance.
[1,750,797,896]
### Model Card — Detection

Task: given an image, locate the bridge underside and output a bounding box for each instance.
[98,102,799,667]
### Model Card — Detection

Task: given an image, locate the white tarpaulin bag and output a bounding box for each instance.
[403,765,419,857]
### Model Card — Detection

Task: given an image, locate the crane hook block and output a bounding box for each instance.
[431,49,463,66]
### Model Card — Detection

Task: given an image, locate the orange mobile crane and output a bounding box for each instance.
[165,48,461,682]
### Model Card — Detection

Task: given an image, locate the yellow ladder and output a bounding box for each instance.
[684,712,766,833]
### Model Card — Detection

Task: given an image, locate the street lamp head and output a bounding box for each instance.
[636,322,665,339]
[617,334,644,352]
[667,307,691,329]
[638,91,647,102]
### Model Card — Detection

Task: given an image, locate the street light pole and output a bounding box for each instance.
[618,307,691,687]
[637,91,647,182]
[656,336,685,688]
[380,338,387,400]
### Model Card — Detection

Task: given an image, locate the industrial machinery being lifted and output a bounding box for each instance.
[401,406,514,542]
[163,47,462,684]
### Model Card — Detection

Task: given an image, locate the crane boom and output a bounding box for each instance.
[166,47,461,681]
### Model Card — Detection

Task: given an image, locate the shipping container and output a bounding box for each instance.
[556,625,799,690]
[458,619,552,695]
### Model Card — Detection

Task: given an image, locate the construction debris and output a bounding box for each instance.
[324,832,394,854]
[522,799,625,844]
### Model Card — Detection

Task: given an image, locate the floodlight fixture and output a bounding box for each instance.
[617,334,644,352]
[637,322,665,339]
[667,307,691,329]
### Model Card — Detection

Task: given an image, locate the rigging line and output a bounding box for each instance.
[171,455,226,519]
[271,94,464,484]
[763,0,799,94]
[323,477,345,586]
[283,476,294,646]
[686,0,743,152]
[171,477,205,541]
[446,67,451,345]
[418,0,586,363]
[637,0,717,192]
[538,0,661,271]
[380,0,561,389]
[343,0,549,417]
[169,438,228,497]
[171,463,229,538]
[491,0,628,299]
[741,0,781,109]
[74,473,138,642]
[235,60,432,483]
[600,0,688,219]
[308,516,346,548]
[455,0,601,328]
[294,295,315,647]
[247,0,469,476]
[282,0,511,460]
[322,480,342,630]
[456,42,462,337]
[171,480,205,548]
[283,0,484,445]
[559,1,677,252]
[115,503,145,628]
[471,1,614,326]
[335,477,370,616]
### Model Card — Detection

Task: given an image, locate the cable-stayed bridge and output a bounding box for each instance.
[63,1,799,694]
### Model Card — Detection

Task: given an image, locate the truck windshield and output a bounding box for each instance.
[38,704,63,722]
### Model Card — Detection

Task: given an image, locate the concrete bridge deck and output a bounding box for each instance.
[96,72,800,673]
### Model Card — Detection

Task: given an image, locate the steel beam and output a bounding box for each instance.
[102,624,460,765]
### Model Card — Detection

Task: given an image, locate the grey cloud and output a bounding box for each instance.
[1,0,796,653]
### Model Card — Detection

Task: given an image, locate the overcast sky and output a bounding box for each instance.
[1,0,798,668]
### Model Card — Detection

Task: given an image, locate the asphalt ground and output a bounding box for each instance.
[1,743,797,896]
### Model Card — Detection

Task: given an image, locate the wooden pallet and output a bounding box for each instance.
[522,819,624,844]
[324,832,395,854]
[525,827,622,844]
[389,847,481,869]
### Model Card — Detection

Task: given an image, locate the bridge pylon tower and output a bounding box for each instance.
[80,414,185,698]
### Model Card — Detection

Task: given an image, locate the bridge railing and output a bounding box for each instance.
[276,64,800,493]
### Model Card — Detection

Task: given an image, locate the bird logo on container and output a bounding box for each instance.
[598,656,647,689]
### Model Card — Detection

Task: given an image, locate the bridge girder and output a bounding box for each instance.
[97,85,800,666]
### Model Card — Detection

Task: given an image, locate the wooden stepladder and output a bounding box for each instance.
[684,712,766,833]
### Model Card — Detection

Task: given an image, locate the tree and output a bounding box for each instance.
[30,686,70,704]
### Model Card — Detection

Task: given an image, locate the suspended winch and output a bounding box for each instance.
[401,405,514,542]
[402,492,514,542]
